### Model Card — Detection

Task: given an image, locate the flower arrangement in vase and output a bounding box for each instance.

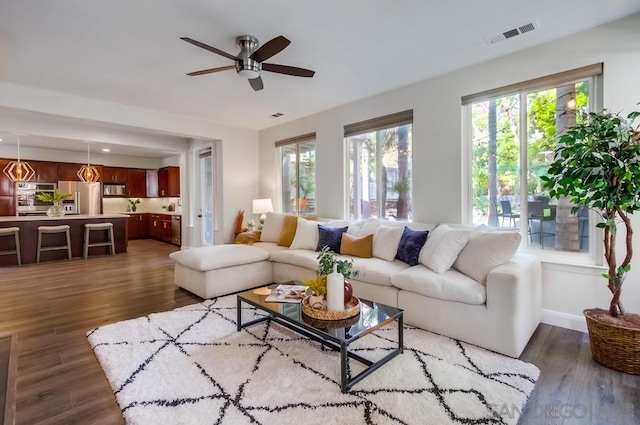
[36,190,72,217]
[303,246,357,304]
[127,198,140,212]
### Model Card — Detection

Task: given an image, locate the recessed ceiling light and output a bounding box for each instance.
[102,148,111,152]
[0,139,3,142]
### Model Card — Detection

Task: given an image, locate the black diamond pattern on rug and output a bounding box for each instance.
[88,295,538,425]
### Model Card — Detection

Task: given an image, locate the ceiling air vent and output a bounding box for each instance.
[484,20,538,45]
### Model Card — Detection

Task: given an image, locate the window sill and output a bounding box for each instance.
[520,248,606,276]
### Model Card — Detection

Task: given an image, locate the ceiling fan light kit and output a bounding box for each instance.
[182,34,315,91]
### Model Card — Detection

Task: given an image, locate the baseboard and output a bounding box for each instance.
[541,309,588,333]
[3,335,17,425]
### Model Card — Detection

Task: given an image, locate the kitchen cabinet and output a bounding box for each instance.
[158,166,180,197]
[33,161,58,183]
[0,159,15,196]
[127,169,147,198]
[56,162,83,181]
[146,170,158,198]
[150,214,172,243]
[102,166,128,183]
[127,213,148,240]
[0,196,16,216]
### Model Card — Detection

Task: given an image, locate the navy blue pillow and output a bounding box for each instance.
[395,227,429,266]
[316,225,349,253]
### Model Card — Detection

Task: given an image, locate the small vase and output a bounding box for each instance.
[46,201,65,217]
[344,280,353,304]
[131,205,137,212]
[326,264,345,311]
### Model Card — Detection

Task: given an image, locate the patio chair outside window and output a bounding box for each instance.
[498,200,520,227]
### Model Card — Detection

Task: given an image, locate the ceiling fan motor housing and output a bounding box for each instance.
[235,35,261,79]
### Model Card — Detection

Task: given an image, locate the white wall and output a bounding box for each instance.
[258,13,640,330]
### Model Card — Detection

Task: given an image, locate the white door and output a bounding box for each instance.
[199,147,214,245]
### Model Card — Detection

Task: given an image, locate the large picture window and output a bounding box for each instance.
[464,64,602,256]
[277,133,316,217]
[345,110,413,221]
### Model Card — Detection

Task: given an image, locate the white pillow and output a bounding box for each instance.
[372,225,404,261]
[290,218,319,250]
[359,219,381,236]
[419,224,472,273]
[453,231,521,284]
[260,212,288,243]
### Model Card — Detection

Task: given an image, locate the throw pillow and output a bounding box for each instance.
[260,212,289,243]
[453,231,521,284]
[340,232,373,258]
[372,225,405,261]
[289,218,319,250]
[419,224,472,273]
[316,225,349,252]
[359,219,382,237]
[395,226,429,266]
[277,215,298,247]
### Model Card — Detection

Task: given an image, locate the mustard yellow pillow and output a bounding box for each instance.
[340,232,373,258]
[277,216,298,247]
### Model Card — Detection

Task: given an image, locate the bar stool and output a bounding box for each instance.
[84,223,115,259]
[37,225,72,263]
[0,227,21,266]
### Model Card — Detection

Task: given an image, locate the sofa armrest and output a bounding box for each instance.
[486,253,542,323]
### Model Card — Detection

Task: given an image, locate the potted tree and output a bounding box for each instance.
[541,106,640,374]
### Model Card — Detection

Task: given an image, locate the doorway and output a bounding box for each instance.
[199,146,214,246]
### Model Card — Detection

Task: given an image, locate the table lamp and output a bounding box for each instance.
[252,198,273,230]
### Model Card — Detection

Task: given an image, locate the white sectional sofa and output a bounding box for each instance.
[170,213,542,358]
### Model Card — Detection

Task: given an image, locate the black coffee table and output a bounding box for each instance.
[236,286,403,393]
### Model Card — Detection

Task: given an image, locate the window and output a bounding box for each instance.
[277,133,316,216]
[464,64,602,258]
[345,110,413,221]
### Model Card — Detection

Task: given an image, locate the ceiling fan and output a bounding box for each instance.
[181,35,315,91]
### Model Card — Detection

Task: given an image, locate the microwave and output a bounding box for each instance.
[103,183,127,196]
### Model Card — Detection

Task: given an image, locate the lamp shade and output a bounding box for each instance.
[252,198,273,214]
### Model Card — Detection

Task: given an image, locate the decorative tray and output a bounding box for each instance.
[301,296,361,321]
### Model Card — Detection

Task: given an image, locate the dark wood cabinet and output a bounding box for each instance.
[127,169,147,198]
[33,161,58,182]
[102,166,128,183]
[150,214,172,242]
[0,159,15,196]
[127,213,148,240]
[56,162,83,181]
[0,196,15,216]
[158,166,180,197]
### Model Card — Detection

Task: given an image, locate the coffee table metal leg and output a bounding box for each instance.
[340,341,348,393]
[236,296,242,331]
[398,314,404,353]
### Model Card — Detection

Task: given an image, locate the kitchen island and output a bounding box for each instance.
[0,214,129,266]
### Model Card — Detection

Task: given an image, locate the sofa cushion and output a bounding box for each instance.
[395,227,429,266]
[253,241,289,255]
[270,249,321,272]
[391,265,486,305]
[340,232,373,258]
[349,257,410,286]
[453,230,521,284]
[290,218,319,250]
[419,224,472,273]
[372,225,404,261]
[169,245,269,272]
[316,225,348,252]
[277,215,298,247]
[261,212,290,243]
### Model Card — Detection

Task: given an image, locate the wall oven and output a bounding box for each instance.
[15,182,76,215]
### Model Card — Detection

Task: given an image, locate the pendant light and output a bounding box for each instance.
[77,143,100,183]
[3,135,35,182]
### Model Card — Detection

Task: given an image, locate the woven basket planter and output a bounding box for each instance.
[584,308,640,375]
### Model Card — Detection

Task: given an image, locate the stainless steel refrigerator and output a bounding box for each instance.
[58,181,101,215]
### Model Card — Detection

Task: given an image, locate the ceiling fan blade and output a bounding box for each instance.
[181,37,237,61]
[248,76,264,91]
[187,65,236,76]
[250,35,290,63]
[262,63,315,78]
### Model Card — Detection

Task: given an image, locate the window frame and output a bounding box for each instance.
[462,66,604,266]
[276,133,316,217]
[344,110,413,221]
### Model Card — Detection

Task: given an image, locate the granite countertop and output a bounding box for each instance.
[0,214,129,223]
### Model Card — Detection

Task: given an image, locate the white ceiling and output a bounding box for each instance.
[1,1,640,154]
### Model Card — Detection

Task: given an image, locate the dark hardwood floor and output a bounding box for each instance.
[0,239,638,424]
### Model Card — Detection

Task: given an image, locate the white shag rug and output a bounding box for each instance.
[87,295,539,425]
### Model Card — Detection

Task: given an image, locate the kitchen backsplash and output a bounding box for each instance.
[102,197,182,214]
